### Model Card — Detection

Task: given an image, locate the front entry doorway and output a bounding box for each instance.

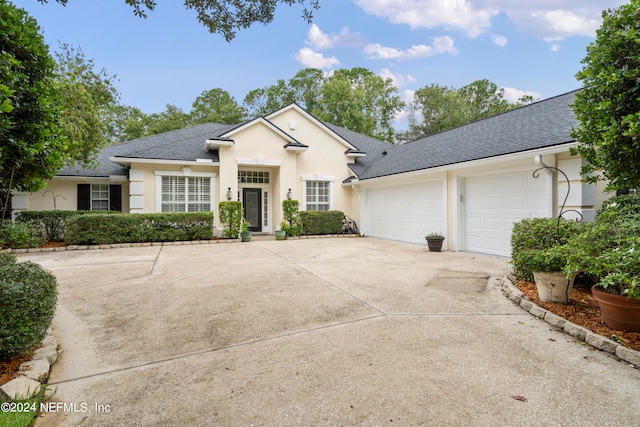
[242,188,262,232]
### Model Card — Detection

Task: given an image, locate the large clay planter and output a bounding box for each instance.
[591,286,640,332]
[532,271,575,304]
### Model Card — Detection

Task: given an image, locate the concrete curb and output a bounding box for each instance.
[0,330,58,401]
[501,276,640,367]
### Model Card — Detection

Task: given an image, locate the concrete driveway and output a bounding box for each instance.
[21,237,640,426]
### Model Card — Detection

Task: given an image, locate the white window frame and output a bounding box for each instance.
[154,169,216,213]
[91,184,110,211]
[302,175,335,211]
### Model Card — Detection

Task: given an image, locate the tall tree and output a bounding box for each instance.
[54,43,120,164]
[1,1,66,218]
[190,88,246,124]
[109,105,150,142]
[243,79,296,117]
[571,0,640,191]
[401,79,534,141]
[146,104,190,135]
[316,67,404,143]
[42,0,320,41]
[288,68,324,112]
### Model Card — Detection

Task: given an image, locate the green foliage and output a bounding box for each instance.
[516,246,568,273]
[0,2,66,206]
[64,212,213,245]
[145,104,190,135]
[190,88,246,124]
[16,210,120,242]
[218,201,242,238]
[0,251,17,266]
[300,210,343,235]
[399,79,535,141]
[510,217,584,281]
[44,0,320,42]
[0,221,45,249]
[282,200,302,236]
[0,259,57,361]
[564,195,640,299]
[571,1,640,191]
[0,386,52,426]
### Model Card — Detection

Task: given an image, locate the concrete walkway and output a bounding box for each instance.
[20,238,640,426]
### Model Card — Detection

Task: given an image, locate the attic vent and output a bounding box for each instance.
[289,120,296,130]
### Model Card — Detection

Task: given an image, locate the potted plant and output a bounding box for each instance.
[275,221,287,240]
[518,245,575,304]
[425,232,445,252]
[240,219,252,242]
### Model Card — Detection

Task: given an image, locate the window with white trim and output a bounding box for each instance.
[305,181,330,211]
[161,176,210,212]
[91,184,110,210]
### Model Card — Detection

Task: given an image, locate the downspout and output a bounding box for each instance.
[535,155,557,217]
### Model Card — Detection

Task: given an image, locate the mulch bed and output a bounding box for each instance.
[514,280,640,352]
[0,353,32,387]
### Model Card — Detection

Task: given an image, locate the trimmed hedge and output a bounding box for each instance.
[510,217,585,281]
[218,201,242,238]
[16,210,120,242]
[0,253,57,361]
[300,210,344,235]
[0,220,45,249]
[64,212,214,245]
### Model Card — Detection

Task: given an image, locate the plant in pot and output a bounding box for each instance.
[564,196,640,331]
[240,219,252,242]
[425,232,445,252]
[275,221,287,240]
[517,245,575,304]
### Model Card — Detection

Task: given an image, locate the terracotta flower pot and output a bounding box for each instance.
[533,271,576,304]
[591,286,640,332]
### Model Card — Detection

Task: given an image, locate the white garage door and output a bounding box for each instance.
[464,171,548,257]
[366,181,444,245]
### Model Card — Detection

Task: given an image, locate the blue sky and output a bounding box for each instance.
[12,0,627,129]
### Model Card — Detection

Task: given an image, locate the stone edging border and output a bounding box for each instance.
[0,330,58,402]
[500,276,640,367]
[2,233,361,254]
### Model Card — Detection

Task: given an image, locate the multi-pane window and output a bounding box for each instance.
[91,184,110,211]
[161,176,210,212]
[263,191,269,227]
[306,181,330,211]
[238,171,269,184]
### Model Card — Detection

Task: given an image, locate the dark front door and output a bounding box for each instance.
[242,188,262,232]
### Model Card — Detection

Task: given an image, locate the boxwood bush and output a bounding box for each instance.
[511,217,584,281]
[0,220,45,249]
[64,212,214,245]
[300,210,344,235]
[0,253,57,361]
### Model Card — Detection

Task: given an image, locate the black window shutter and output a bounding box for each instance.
[109,185,122,211]
[77,184,90,210]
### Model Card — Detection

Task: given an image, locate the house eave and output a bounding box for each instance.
[205,139,234,150]
[110,157,220,167]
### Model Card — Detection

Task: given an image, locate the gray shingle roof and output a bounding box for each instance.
[352,90,580,180]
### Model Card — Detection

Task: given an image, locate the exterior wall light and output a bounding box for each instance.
[287,188,292,200]
[226,187,233,201]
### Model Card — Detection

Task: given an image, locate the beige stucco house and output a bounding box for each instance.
[13,89,610,257]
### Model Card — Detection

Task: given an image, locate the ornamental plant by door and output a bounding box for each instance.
[240,219,252,242]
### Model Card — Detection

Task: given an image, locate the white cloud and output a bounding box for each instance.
[292,48,340,69]
[379,68,416,88]
[305,24,364,50]
[353,0,627,41]
[364,36,457,61]
[550,43,561,52]
[491,34,508,47]
[502,87,540,104]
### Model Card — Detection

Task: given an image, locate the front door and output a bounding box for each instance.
[242,188,262,232]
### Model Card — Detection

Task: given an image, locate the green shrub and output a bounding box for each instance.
[219,201,242,238]
[16,210,120,242]
[300,210,343,235]
[0,221,45,249]
[0,260,57,361]
[511,217,584,281]
[282,200,302,236]
[0,251,17,266]
[64,212,213,245]
[516,245,568,273]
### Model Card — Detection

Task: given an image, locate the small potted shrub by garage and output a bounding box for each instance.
[517,245,575,304]
[425,232,445,252]
[240,219,252,242]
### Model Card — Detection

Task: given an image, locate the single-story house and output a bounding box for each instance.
[12,89,610,257]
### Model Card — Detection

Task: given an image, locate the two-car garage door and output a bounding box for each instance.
[366,181,444,245]
[363,170,549,257]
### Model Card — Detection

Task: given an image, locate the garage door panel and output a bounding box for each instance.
[465,171,548,257]
[366,181,444,245]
